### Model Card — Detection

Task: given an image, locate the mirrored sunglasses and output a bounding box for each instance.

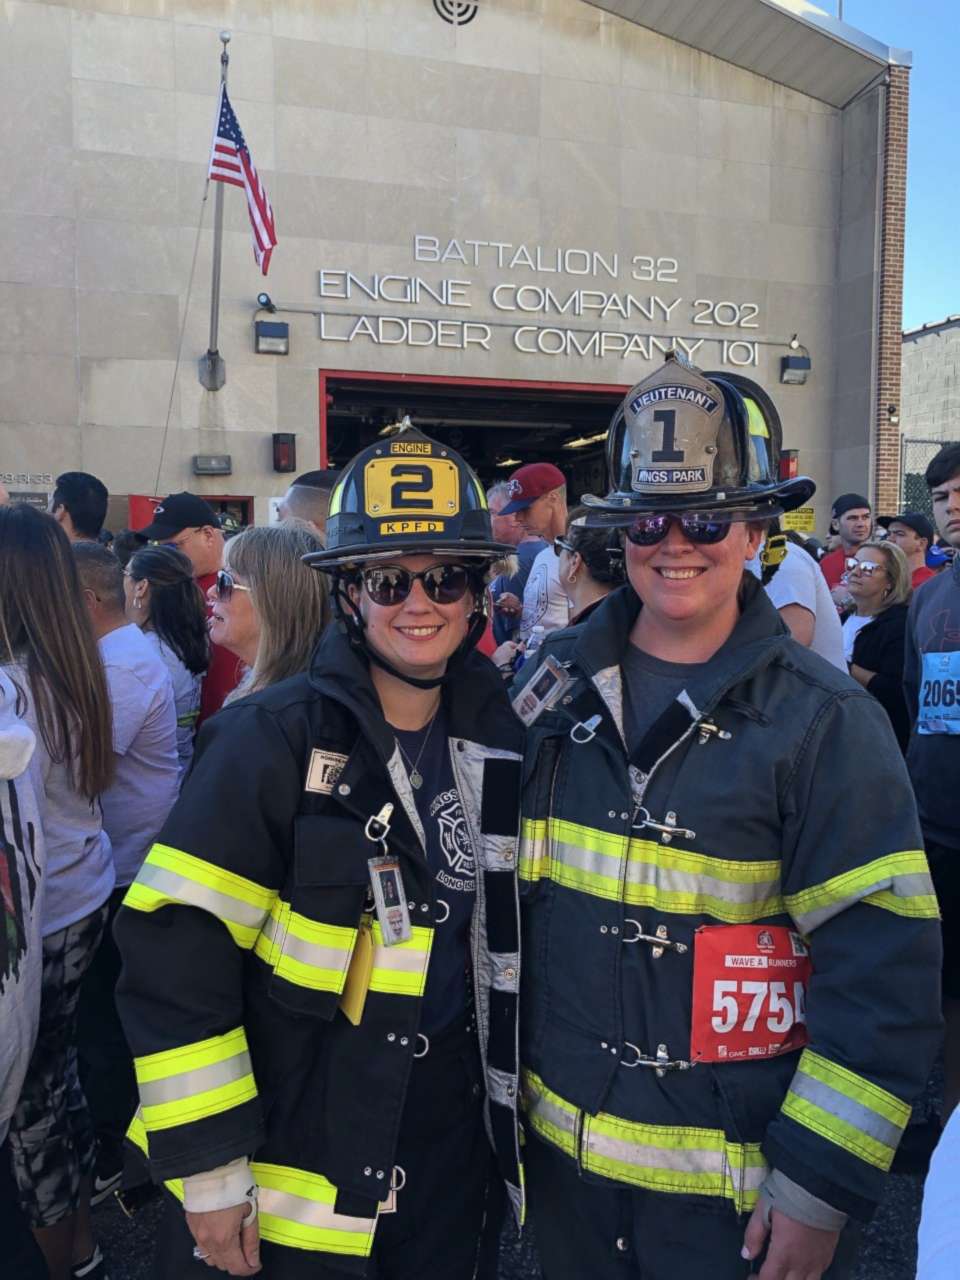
[624,512,735,547]
[215,569,252,601]
[844,557,884,577]
[360,563,473,607]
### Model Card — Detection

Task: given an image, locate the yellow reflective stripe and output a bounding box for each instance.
[519,818,547,883]
[254,900,357,994]
[126,1108,185,1201]
[783,1050,910,1172]
[784,851,936,933]
[532,818,782,921]
[135,1027,257,1133]
[256,1164,377,1257]
[368,918,433,996]
[125,843,275,950]
[523,1071,765,1212]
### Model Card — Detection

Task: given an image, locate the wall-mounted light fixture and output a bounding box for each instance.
[780,334,811,385]
[193,454,232,476]
[887,404,900,426]
[272,433,296,473]
[254,293,289,354]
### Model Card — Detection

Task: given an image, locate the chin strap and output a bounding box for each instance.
[333,572,490,691]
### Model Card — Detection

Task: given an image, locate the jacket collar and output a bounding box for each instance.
[570,575,791,719]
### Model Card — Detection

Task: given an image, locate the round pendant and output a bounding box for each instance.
[409,769,423,790]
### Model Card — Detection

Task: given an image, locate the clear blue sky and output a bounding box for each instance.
[841,1,960,329]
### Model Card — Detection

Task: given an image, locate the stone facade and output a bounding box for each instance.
[0,0,902,530]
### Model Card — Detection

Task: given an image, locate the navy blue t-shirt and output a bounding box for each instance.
[394,708,475,1035]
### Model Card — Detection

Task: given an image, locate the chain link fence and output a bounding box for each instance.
[900,438,944,516]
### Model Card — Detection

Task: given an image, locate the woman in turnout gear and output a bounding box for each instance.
[114,426,524,1279]
[514,352,942,1280]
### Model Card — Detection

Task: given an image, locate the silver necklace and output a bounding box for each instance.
[395,709,439,790]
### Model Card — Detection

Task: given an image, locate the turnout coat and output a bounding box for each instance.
[517,579,941,1222]
[115,625,524,1276]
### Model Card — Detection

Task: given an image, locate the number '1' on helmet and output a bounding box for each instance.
[581,351,815,524]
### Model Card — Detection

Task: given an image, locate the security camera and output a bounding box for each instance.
[257,293,276,313]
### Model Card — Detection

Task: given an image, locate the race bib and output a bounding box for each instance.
[690,925,810,1064]
[917,651,960,735]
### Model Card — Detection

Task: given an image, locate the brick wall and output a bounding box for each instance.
[875,65,910,514]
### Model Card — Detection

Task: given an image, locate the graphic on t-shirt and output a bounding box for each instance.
[429,788,475,890]
[521,560,548,633]
[1,778,40,995]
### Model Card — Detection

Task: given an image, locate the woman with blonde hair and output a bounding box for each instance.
[207,520,329,703]
[0,504,114,1280]
[843,538,913,750]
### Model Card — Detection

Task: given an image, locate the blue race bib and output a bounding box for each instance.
[918,651,960,735]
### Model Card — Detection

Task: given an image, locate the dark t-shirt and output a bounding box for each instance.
[621,644,712,756]
[394,708,475,1035]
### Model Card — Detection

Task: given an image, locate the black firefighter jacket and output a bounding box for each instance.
[114,624,524,1277]
[516,579,941,1223]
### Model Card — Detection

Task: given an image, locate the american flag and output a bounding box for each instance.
[208,84,277,275]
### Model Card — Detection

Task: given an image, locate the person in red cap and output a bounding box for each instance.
[497,462,571,643]
[137,493,242,724]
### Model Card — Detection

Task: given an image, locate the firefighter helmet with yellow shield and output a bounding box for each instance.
[305,426,511,568]
[581,351,815,524]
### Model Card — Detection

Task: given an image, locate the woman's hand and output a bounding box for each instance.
[848,662,876,688]
[186,1202,261,1274]
[492,640,524,673]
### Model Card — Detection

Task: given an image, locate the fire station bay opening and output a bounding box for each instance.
[323,374,625,500]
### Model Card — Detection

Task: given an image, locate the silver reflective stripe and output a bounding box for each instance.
[371,941,431,974]
[138,1052,251,1107]
[790,1070,904,1150]
[793,871,936,933]
[553,837,780,908]
[385,745,424,850]
[584,1128,766,1194]
[525,1084,577,1139]
[136,861,267,931]
[260,912,352,975]
[258,1187,376,1237]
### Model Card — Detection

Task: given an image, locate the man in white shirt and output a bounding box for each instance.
[73,543,179,1196]
[747,535,846,670]
[498,462,571,642]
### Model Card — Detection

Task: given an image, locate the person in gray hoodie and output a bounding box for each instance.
[0,669,48,1279]
[904,441,960,1119]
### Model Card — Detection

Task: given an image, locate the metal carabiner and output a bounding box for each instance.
[364,802,394,846]
[435,899,450,925]
[632,807,696,841]
[621,919,688,957]
[570,715,601,744]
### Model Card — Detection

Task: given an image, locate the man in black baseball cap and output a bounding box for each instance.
[819,492,872,594]
[136,493,239,720]
[878,512,937,589]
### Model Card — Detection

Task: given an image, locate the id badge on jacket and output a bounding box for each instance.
[690,925,811,1063]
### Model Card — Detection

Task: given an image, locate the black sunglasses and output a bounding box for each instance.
[625,512,735,547]
[553,537,576,557]
[360,563,474,607]
[215,569,252,601]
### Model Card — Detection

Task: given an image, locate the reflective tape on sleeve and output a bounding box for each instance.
[135,1027,257,1133]
[784,851,938,934]
[782,1050,911,1171]
[519,818,547,884]
[367,918,433,997]
[254,900,357,994]
[124,843,275,949]
[255,1164,378,1257]
[522,1070,766,1212]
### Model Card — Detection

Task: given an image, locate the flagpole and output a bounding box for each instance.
[198,31,231,391]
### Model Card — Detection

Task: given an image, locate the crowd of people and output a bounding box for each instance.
[0,364,958,1280]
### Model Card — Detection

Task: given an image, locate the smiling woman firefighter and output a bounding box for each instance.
[114,428,523,1279]
[513,353,942,1280]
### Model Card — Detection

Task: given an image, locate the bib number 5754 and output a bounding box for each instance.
[711,979,806,1035]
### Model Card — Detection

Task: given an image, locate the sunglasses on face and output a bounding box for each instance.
[359,563,474,607]
[215,569,252,601]
[625,512,735,547]
[553,537,576,557]
[844,557,885,577]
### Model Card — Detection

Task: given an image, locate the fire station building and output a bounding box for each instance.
[0,0,911,530]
